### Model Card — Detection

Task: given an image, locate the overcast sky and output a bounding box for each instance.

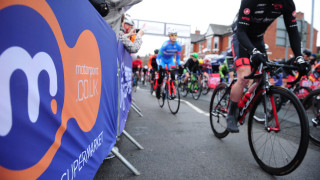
[127,0,320,56]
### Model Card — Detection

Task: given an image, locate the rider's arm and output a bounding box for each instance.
[175,43,182,66]
[283,0,302,57]
[219,64,226,77]
[156,41,168,65]
[235,0,256,54]
[184,58,192,72]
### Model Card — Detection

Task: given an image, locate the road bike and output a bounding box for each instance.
[209,62,309,175]
[303,88,320,146]
[132,72,139,92]
[158,68,180,114]
[200,74,210,95]
[179,73,202,100]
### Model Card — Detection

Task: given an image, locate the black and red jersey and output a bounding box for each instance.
[236,0,301,57]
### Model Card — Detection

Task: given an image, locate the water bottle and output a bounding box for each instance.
[238,92,252,108]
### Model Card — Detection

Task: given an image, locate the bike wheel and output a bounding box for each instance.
[191,81,202,100]
[180,82,188,97]
[253,93,282,124]
[303,89,320,146]
[248,86,309,175]
[209,83,230,138]
[167,81,180,114]
[150,82,154,95]
[295,86,311,101]
[158,86,165,108]
[201,78,210,95]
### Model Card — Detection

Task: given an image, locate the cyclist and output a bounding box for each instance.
[148,49,159,83]
[142,65,148,83]
[183,53,202,86]
[156,28,183,99]
[132,55,143,81]
[227,0,309,133]
[219,48,235,83]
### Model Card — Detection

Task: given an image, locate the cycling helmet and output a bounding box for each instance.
[124,14,134,26]
[154,49,159,54]
[302,49,311,57]
[168,27,177,35]
[192,53,198,59]
[143,65,148,69]
[198,59,203,65]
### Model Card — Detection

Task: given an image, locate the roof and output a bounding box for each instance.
[190,33,205,43]
[208,24,232,36]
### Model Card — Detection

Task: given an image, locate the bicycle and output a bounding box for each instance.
[303,88,320,146]
[132,72,139,92]
[209,62,309,175]
[158,68,180,114]
[179,73,202,100]
[150,71,159,95]
[200,74,210,95]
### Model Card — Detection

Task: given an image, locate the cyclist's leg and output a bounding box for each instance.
[184,71,190,84]
[168,61,177,98]
[156,60,166,99]
[227,34,251,132]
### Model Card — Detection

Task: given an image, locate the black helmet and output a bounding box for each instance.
[302,49,311,57]
[154,49,159,54]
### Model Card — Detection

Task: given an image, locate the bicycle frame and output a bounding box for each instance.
[214,64,280,132]
[162,69,176,97]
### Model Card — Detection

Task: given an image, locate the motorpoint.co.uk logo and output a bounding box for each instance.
[0,0,101,179]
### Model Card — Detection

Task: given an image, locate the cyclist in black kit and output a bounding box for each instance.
[227,0,309,133]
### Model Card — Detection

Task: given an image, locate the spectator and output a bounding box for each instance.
[89,0,109,17]
[119,14,144,53]
[104,0,142,39]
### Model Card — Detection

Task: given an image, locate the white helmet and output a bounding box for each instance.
[264,44,269,51]
[144,65,148,69]
[124,14,134,26]
[168,27,177,35]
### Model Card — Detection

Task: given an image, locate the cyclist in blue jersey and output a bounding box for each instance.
[156,28,183,99]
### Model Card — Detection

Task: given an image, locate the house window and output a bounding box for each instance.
[214,36,219,50]
[198,42,201,53]
[190,44,194,52]
[207,37,212,50]
[276,16,307,48]
[228,35,232,48]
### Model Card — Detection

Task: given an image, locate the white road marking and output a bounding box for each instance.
[138,87,209,117]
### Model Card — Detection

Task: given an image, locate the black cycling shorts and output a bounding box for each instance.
[231,33,266,71]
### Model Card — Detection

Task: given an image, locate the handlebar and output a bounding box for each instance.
[243,62,302,85]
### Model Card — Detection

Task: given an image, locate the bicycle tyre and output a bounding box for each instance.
[158,85,165,108]
[150,81,154,95]
[303,89,320,146]
[209,83,230,138]
[248,86,309,175]
[295,86,311,101]
[201,78,210,95]
[191,81,202,100]
[167,81,180,114]
[181,82,188,97]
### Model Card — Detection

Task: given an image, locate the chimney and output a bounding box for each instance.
[296,12,304,20]
[195,30,200,34]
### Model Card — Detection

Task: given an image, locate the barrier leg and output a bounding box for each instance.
[131,102,142,112]
[123,130,144,150]
[131,105,143,117]
[111,147,141,176]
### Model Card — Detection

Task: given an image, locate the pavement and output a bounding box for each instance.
[94,85,320,180]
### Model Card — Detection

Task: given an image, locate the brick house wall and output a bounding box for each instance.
[264,12,318,60]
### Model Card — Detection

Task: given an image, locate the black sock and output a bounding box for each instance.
[228,100,238,117]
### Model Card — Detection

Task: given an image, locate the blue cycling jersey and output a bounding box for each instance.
[157,40,182,67]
